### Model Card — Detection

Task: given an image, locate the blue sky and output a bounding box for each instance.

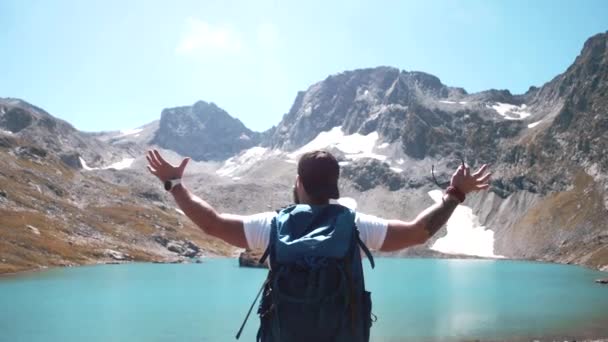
[1,0,606,132]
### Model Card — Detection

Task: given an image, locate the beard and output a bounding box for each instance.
[292,185,300,204]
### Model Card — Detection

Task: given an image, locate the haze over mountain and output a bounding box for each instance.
[1,32,607,275]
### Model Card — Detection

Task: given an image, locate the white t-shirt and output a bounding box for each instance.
[242,211,388,251]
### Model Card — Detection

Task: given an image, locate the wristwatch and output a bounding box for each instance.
[164,178,181,191]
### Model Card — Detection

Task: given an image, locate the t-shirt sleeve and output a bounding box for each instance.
[241,212,276,250]
[355,212,388,251]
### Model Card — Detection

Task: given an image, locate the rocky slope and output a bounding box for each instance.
[0,107,238,275]
[88,120,160,157]
[0,98,132,169]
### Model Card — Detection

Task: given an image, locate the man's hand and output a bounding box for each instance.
[450,163,491,194]
[146,149,190,182]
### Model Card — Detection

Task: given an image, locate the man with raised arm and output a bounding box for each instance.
[146,149,490,252]
[146,148,491,341]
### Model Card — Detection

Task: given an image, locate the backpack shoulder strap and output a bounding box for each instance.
[356,231,375,269]
[350,210,375,269]
[258,206,285,265]
[258,215,277,266]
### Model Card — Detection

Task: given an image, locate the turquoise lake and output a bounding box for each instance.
[0,258,607,342]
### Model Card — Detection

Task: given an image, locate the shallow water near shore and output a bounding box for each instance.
[0,258,606,341]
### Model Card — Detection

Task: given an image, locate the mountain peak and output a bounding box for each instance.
[577,31,608,65]
[266,66,460,150]
[152,100,260,161]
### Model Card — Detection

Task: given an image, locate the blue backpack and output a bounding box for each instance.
[236,204,376,342]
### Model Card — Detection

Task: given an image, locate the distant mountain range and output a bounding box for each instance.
[1,31,606,274]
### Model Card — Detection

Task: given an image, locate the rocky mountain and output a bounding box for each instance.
[245,32,608,270]
[266,67,462,150]
[0,100,243,275]
[151,100,261,161]
[0,98,143,171]
[1,31,607,275]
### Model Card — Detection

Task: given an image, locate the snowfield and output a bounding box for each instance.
[216,126,410,178]
[118,128,144,137]
[428,190,502,258]
[79,157,97,171]
[439,100,467,105]
[288,126,387,162]
[216,147,270,177]
[489,103,531,120]
[79,157,135,171]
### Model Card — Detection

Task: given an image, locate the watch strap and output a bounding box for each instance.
[446,186,465,203]
[164,178,182,191]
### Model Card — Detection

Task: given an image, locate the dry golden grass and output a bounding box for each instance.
[0,209,90,271]
[510,170,608,267]
[516,171,606,231]
[0,149,235,275]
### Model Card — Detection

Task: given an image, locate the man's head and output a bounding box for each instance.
[293,150,340,205]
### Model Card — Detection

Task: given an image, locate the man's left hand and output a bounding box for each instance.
[450,164,491,194]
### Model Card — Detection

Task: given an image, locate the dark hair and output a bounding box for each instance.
[297,150,340,203]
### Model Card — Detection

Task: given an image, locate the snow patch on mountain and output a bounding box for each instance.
[215,127,399,178]
[528,120,542,128]
[119,128,144,137]
[288,126,387,162]
[79,157,97,171]
[105,158,135,170]
[79,157,135,171]
[217,147,273,177]
[489,103,532,120]
[428,190,502,258]
[439,100,468,105]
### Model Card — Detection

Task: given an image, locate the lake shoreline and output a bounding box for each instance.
[2,254,606,279]
[0,255,229,278]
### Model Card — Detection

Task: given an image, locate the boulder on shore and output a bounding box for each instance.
[153,235,201,258]
[104,249,130,261]
[239,249,268,269]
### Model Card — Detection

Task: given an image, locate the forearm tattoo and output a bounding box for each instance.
[424,197,459,237]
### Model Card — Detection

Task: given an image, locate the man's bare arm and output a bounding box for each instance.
[146,149,248,248]
[380,194,459,251]
[380,163,491,252]
[170,184,248,248]
[417,194,460,237]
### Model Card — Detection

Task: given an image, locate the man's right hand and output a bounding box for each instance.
[146,149,190,182]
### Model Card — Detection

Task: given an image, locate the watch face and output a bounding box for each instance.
[164,180,172,191]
